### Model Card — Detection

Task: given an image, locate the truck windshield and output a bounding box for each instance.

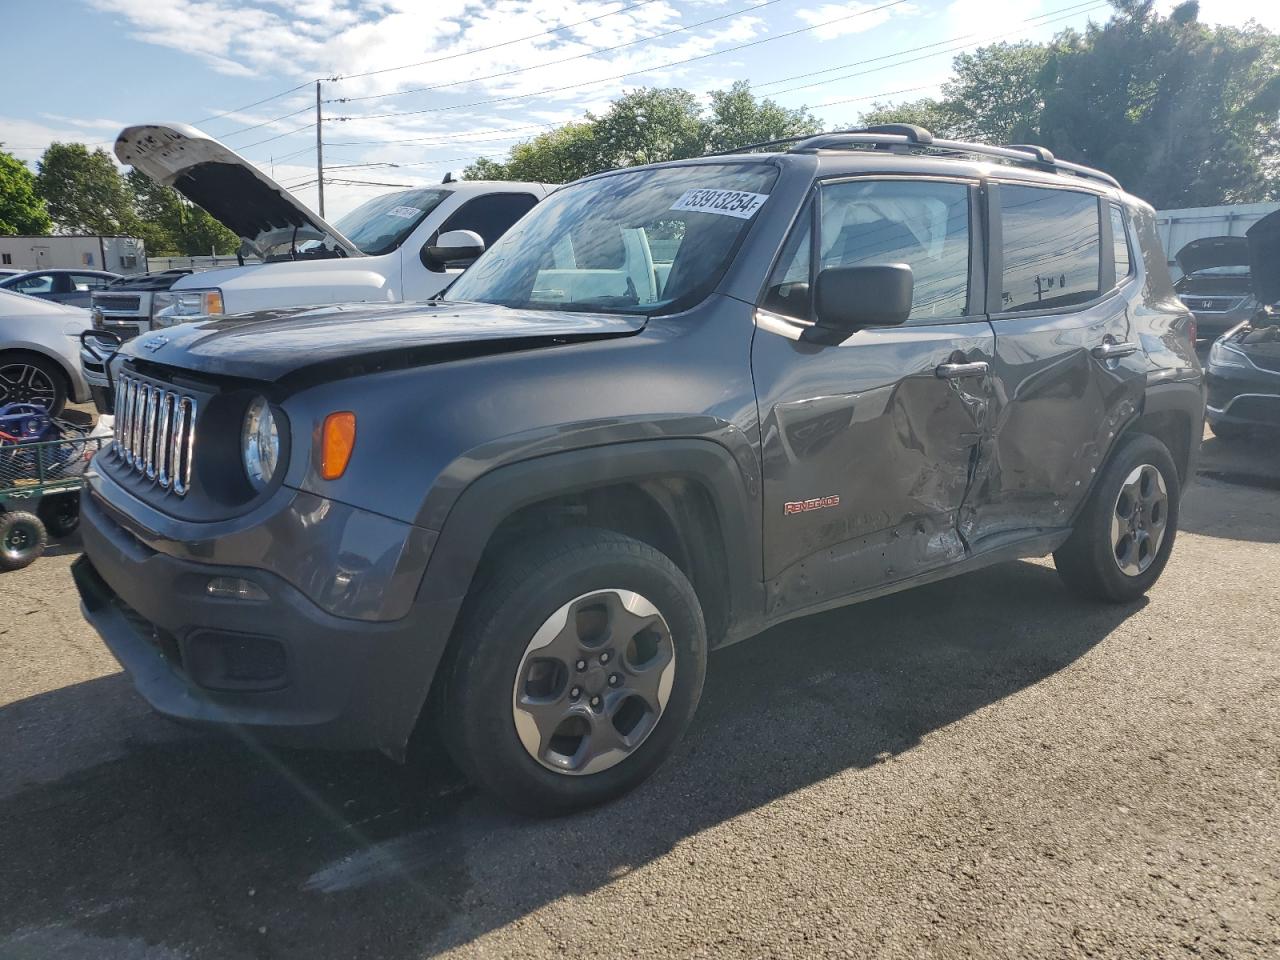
[333,188,452,256]
[444,162,779,315]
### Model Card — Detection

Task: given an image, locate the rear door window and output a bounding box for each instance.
[12,273,55,295]
[999,185,1101,312]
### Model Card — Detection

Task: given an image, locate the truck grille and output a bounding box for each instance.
[112,375,197,495]
[93,294,143,312]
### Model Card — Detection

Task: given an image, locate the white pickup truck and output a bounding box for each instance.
[115,123,553,327]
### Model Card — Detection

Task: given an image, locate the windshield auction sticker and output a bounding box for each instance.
[386,205,423,219]
[670,188,768,220]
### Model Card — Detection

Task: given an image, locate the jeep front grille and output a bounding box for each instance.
[112,375,197,495]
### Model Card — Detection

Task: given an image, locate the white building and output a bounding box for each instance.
[1155,202,1280,279]
[0,235,147,274]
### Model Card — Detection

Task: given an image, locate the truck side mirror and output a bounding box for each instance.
[421,229,486,273]
[814,264,913,331]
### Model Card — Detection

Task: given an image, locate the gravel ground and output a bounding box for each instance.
[1,425,1277,960]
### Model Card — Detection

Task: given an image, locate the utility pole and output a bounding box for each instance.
[315,79,325,218]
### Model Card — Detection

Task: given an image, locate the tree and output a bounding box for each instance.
[34,142,136,234]
[0,148,52,235]
[702,81,821,152]
[858,3,1280,207]
[125,168,238,257]
[466,84,820,183]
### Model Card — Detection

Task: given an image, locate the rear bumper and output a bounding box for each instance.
[74,489,450,757]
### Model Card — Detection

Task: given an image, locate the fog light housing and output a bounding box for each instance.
[184,630,287,692]
[205,576,268,601]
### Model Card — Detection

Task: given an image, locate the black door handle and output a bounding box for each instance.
[935,360,989,379]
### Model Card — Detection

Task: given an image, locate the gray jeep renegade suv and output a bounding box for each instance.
[74,126,1203,815]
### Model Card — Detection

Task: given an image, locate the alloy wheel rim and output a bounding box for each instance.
[1111,463,1168,577]
[511,589,676,776]
[0,363,56,407]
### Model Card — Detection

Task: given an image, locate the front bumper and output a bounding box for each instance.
[74,484,449,757]
[1205,364,1280,429]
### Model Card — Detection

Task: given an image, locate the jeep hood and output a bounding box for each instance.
[1174,235,1250,276]
[120,301,646,382]
[115,122,361,260]
[1247,209,1280,306]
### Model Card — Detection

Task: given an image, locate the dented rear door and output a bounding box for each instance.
[752,176,996,620]
[973,182,1147,540]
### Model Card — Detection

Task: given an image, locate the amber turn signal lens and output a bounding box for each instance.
[320,412,356,480]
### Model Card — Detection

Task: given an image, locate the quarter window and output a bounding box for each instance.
[1110,204,1133,281]
[999,186,1101,312]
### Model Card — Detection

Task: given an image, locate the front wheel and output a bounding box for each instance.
[1054,433,1180,603]
[0,352,67,415]
[438,528,707,816]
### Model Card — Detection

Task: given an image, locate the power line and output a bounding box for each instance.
[193,80,319,125]
[322,122,563,148]
[766,2,1109,98]
[331,0,913,121]
[329,0,786,104]
[220,104,313,139]
[335,0,669,81]
[237,121,318,150]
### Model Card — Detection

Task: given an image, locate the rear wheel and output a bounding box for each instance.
[439,528,707,816]
[1054,433,1180,603]
[0,512,48,572]
[0,352,67,415]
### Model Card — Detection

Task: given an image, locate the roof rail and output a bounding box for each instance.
[779,126,1120,188]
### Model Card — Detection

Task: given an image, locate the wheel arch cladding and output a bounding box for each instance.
[405,439,763,747]
[1123,380,1204,488]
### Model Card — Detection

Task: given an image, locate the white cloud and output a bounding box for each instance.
[794,1,918,41]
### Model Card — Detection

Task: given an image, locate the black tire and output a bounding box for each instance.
[438,528,707,816]
[0,511,48,572]
[0,351,68,416]
[38,493,80,539]
[1054,433,1180,603]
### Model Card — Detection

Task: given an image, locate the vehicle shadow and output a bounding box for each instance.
[0,560,1140,958]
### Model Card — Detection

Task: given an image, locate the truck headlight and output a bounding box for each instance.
[153,289,224,327]
[242,396,281,490]
[1208,338,1248,370]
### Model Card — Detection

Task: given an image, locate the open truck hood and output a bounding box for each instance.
[115,122,362,261]
[1246,209,1280,306]
[1174,235,1250,276]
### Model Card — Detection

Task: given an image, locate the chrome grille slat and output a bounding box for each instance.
[112,374,197,497]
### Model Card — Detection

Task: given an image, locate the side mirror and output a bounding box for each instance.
[814,264,913,331]
[421,229,485,273]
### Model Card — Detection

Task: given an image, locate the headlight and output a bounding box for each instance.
[242,397,281,490]
[1208,339,1248,369]
[153,289,223,327]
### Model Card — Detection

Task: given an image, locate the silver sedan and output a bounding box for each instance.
[0,289,92,415]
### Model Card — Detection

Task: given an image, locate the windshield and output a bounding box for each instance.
[333,188,452,256]
[445,162,779,315]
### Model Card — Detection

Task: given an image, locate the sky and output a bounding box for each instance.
[1,0,1277,221]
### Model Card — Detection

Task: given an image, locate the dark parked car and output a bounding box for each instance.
[1205,209,1280,440]
[0,269,121,308]
[1174,235,1258,339]
[73,127,1202,814]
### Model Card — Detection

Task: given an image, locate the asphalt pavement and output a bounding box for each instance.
[1,424,1277,959]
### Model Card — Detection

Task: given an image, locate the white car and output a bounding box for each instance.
[116,123,554,326]
[0,289,91,415]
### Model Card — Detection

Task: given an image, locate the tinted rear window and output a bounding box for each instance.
[1000,186,1101,312]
